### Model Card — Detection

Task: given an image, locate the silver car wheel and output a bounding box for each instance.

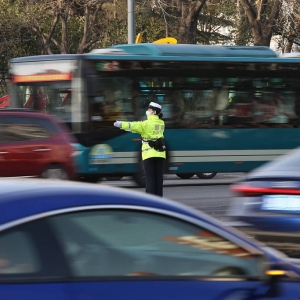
[41,167,68,180]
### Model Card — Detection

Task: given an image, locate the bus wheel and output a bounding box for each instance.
[133,156,146,188]
[176,173,195,179]
[105,176,123,181]
[196,172,217,179]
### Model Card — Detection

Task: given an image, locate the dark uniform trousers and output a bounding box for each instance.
[143,157,165,197]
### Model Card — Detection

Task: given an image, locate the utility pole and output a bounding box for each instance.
[128,0,135,44]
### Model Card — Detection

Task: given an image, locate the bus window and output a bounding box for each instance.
[101,90,122,121]
[161,93,173,126]
[253,92,296,125]
[88,77,134,129]
[15,83,72,124]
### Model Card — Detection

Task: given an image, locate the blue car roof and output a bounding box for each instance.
[0,179,210,226]
[0,179,257,245]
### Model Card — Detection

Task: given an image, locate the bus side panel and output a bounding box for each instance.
[74,127,300,177]
[75,132,140,175]
[166,128,300,174]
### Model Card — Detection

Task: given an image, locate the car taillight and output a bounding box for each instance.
[231,184,300,196]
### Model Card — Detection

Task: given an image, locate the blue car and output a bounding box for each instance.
[228,147,300,256]
[0,179,300,300]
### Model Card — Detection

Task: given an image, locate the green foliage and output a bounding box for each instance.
[234,11,253,46]
[135,9,167,43]
[0,0,291,79]
[0,0,39,96]
[196,0,236,45]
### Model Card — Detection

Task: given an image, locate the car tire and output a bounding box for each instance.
[176,173,195,179]
[196,172,217,179]
[104,176,123,181]
[40,164,69,180]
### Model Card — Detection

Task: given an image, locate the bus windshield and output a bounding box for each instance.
[14,82,72,123]
[10,58,76,124]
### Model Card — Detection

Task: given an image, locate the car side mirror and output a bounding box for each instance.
[263,267,286,297]
[249,259,288,298]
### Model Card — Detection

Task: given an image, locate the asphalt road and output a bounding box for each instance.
[103,173,244,188]
[102,173,244,223]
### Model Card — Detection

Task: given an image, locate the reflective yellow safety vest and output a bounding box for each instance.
[121,115,166,160]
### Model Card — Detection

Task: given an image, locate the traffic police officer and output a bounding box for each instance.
[114,102,166,196]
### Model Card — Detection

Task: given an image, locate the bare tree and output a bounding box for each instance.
[18,0,109,54]
[149,0,208,44]
[280,0,300,53]
[238,0,282,46]
[178,0,207,43]
[74,1,104,54]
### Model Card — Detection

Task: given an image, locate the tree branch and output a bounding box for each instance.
[46,14,60,48]
[238,0,257,24]
[21,2,60,54]
[268,0,282,26]
[257,0,268,21]
[77,4,91,53]
[79,37,101,51]
[77,2,104,53]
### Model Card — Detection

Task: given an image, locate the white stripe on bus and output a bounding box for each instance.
[90,149,288,164]
[91,155,279,164]
[170,155,279,163]
[90,158,137,165]
[112,152,138,158]
[170,149,289,157]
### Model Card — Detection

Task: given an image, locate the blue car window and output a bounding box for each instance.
[0,231,41,275]
[48,209,262,278]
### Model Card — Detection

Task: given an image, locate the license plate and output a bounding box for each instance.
[261,195,300,211]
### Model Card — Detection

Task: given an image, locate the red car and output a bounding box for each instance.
[0,109,77,180]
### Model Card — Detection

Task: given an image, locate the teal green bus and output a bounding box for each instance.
[9,44,300,186]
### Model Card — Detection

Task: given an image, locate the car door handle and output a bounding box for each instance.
[32,148,52,152]
[0,152,8,154]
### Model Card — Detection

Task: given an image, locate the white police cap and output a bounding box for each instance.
[149,102,162,110]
